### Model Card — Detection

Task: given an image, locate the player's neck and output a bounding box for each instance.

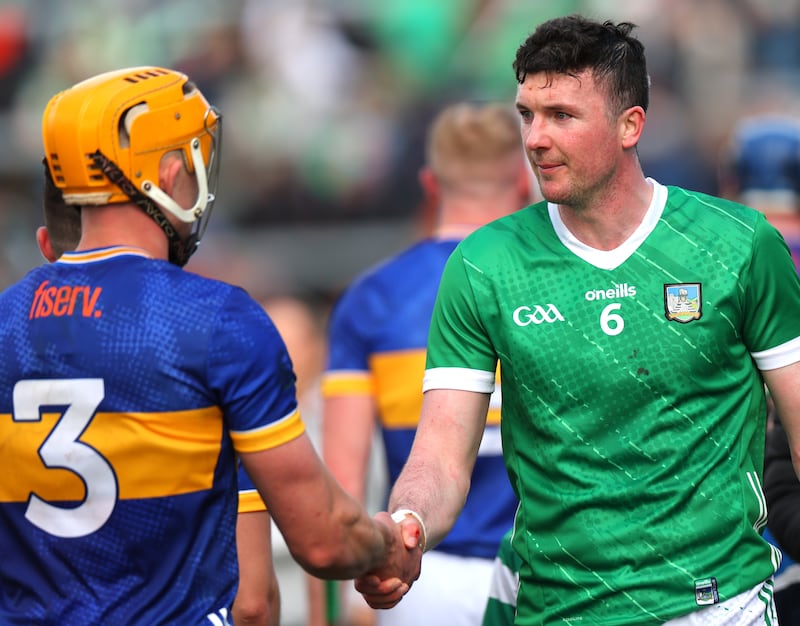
[77,204,170,260]
[433,223,483,239]
[434,197,519,239]
[557,175,653,251]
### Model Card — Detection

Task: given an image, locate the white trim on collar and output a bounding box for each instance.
[548,178,666,270]
[58,246,153,264]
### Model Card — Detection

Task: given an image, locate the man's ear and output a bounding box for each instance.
[36,226,57,263]
[620,106,645,150]
[158,153,185,197]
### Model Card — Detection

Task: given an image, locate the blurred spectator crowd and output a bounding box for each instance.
[2,0,800,299]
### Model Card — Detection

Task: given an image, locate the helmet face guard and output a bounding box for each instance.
[42,67,222,265]
[139,107,223,264]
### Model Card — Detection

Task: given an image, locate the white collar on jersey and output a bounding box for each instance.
[548,178,666,270]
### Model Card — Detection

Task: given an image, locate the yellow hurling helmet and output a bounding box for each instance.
[42,66,222,265]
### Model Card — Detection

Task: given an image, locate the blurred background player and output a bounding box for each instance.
[0,66,420,624]
[718,113,800,268]
[233,477,280,625]
[258,294,335,626]
[320,101,530,625]
[719,112,800,624]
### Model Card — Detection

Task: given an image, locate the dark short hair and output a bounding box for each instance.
[513,14,649,116]
[42,158,81,257]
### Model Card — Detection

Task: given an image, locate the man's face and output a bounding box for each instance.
[515,70,624,211]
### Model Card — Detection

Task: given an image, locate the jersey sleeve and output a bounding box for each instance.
[321,282,375,397]
[237,460,267,513]
[208,289,304,453]
[424,245,497,393]
[743,215,800,370]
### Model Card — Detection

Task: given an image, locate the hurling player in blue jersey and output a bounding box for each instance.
[38,150,282,626]
[0,66,420,626]
[719,114,800,270]
[720,113,800,625]
[321,101,530,625]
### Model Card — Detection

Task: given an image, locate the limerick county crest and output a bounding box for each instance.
[664,283,702,323]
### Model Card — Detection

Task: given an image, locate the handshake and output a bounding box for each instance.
[355,510,427,609]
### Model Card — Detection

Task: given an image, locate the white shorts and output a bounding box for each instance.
[376,550,495,626]
[665,579,778,626]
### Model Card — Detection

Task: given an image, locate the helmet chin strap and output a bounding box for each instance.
[90,150,198,266]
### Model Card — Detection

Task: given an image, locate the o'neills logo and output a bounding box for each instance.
[584,283,637,301]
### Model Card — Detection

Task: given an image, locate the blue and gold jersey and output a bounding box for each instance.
[323,238,518,559]
[0,247,303,625]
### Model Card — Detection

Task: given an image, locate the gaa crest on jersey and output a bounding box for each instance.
[664,283,702,323]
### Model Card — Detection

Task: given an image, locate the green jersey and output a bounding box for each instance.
[424,181,800,624]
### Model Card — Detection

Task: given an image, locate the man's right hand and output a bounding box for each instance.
[354,512,423,609]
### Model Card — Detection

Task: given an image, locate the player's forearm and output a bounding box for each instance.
[243,439,392,580]
[324,449,368,504]
[387,453,469,552]
[386,389,486,550]
[297,487,393,579]
[322,395,375,503]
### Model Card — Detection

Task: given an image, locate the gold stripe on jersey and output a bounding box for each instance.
[231,409,305,453]
[322,355,502,430]
[369,349,427,428]
[321,370,373,396]
[370,349,502,429]
[0,406,224,501]
[238,489,267,513]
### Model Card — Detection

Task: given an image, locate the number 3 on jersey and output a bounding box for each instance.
[13,378,116,538]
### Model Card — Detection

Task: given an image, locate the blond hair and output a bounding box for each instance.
[426,102,522,189]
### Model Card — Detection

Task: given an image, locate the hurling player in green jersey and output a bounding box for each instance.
[355,14,800,626]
